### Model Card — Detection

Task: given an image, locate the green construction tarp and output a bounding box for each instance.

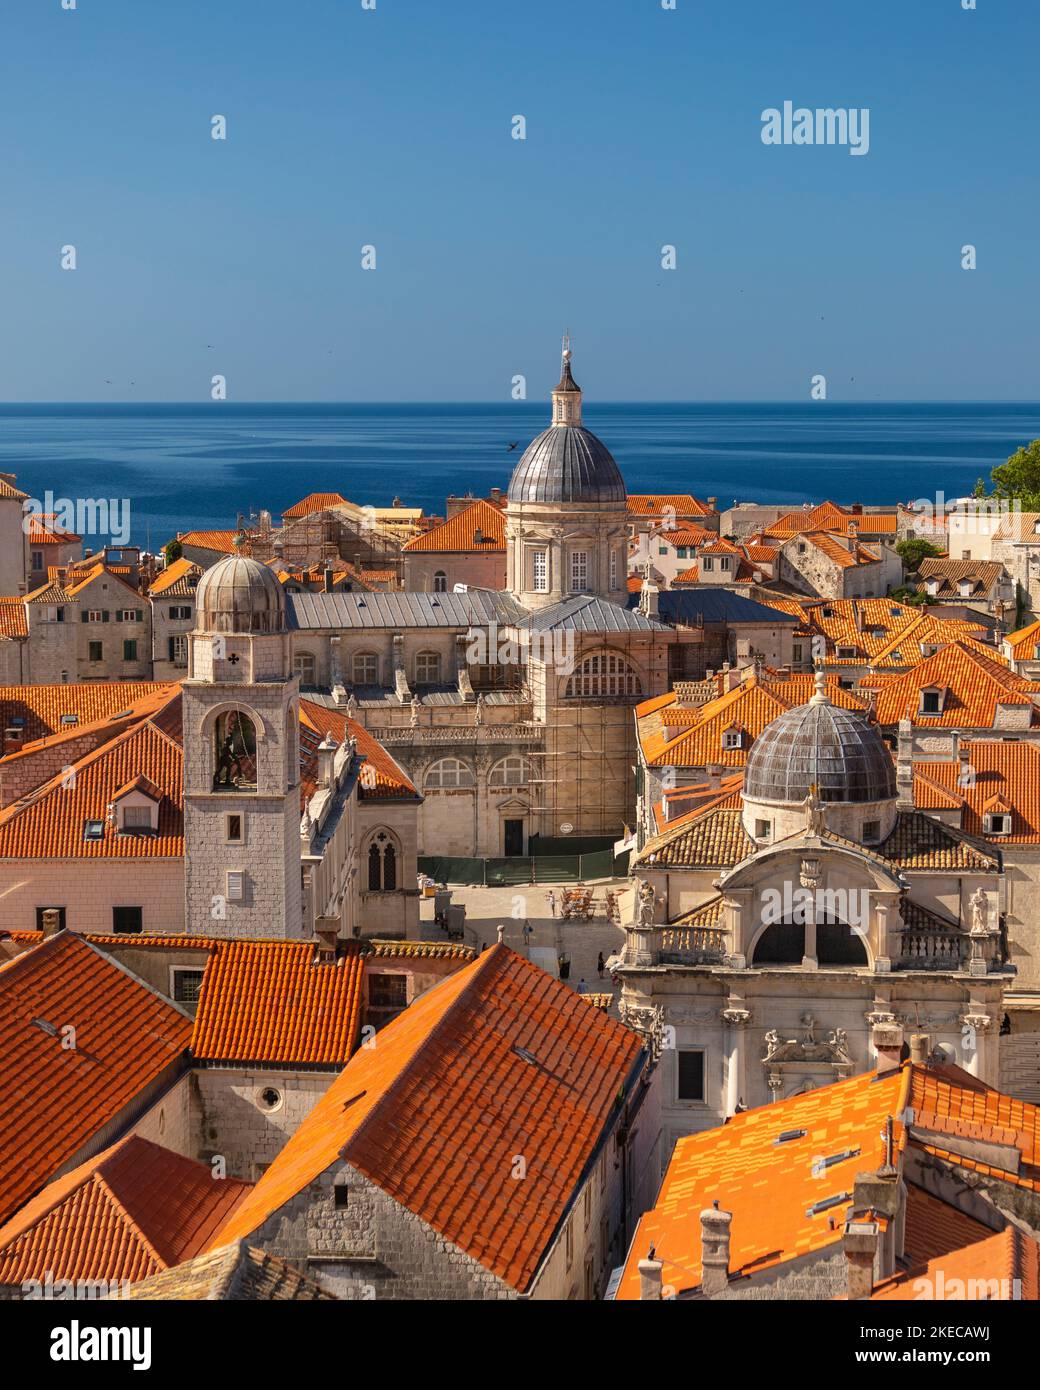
[418,849,629,886]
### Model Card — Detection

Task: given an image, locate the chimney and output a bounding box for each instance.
[489,487,502,504]
[638,1251,663,1301]
[872,1020,904,1075]
[314,921,339,963]
[707,496,717,510]
[706,763,722,792]
[639,579,659,618]
[700,1200,732,1297]
[323,567,334,593]
[842,1217,880,1300]
[896,719,914,809]
[40,908,63,938]
[957,741,971,788]
[909,1032,931,1065]
[846,521,858,553]
[317,735,337,789]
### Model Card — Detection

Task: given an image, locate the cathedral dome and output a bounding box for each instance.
[195,555,287,634]
[743,673,896,806]
[507,425,626,504]
[507,343,626,504]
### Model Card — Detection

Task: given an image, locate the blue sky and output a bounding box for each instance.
[1,0,1037,402]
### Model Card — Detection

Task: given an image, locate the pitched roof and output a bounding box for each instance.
[0,476,28,501]
[298,700,418,802]
[636,806,755,868]
[0,599,27,640]
[211,945,645,1293]
[108,1240,336,1300]
[914,558,1007,597]
[617,1061,1040,1300]
[176,530,241,554]
[1004,619,1040,660]
[282,492,349,520]
[149,557,202,596]
[0,717,183,859]
[628,494,715,518]
[872,1225,1040,1301]
[0,682,168,744]
[915,740,1040,843]
[0,933,192,1226]
[616,1066,907,1298]
[788,529,883,569]
[861,641,1040,728]
[0,1135,250,1287]
[402,498,506,553]
[189,940,366,1066]
[26,514,81,544]
[764,501,900,539]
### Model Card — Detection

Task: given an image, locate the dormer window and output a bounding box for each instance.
[836,644,857,659]
[722,728,743,751]
[985,813,1011,836]
[822,607,834,619]
[112,775,163,832]
[919,687,944,715]
[927,581,939,596]
[958,580,973,597]
[718,557,730,571]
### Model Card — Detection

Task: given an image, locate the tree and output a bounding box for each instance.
[164,539,183,566]
[895,536,945,573]
[978,438,1040,510]
[889,585,928,607]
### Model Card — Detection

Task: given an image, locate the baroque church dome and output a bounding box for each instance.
[195,554,287,634]
[743,671,896,806]
[507,351,626,505]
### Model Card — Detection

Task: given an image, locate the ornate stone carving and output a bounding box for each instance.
[720,1008,752,1028]
[618,1001,665,1061]
[636,878,657,926]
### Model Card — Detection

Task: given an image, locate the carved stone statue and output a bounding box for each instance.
[969,886,989,934]
[409,694,421,728]
[345,692,358,719]
[474,693,485,726]
[803,786,825,837]
[636,879,657,926]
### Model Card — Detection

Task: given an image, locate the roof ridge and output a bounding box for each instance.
[93,1165,169,1269]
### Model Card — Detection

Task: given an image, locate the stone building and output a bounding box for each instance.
[401,497,507,593]
[206,945,658,1300]
[776,526,902,600]
[619,672,1012,1160]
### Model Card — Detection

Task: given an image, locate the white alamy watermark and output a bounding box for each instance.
[910,1270,1021,1300]
[22,492,131,546]
[24,1272,135,1300]
[760,881,870,934]
[761,101,870,156]
[465,622,576,677]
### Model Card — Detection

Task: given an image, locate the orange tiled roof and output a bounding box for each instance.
[655,524,715,548]
[0,599,27,639]
[26,514,81,544]
[628,494,715,518]
[0,682,169,744]
[861,641,1039,728]
[914,558,1006,598]
[1004,619,1040,660]
[0,716,183,859]
[0,476,28,501]
[0,933,192,1226]
[281,492,350,519]
[299,700,418,802]
[190,939,366,1065]
[402,498,505,553]
[149,557,202,595]
[916,741,1040,842]
[211,945,645,1293]
[0,1135,250,1287]
[176,530,241,554]
[764,501,900,539]
[872,1224,1040,1300]
[616,1067,908,1298]
[791,529,883,570]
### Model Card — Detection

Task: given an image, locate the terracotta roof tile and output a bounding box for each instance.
[282,493,349,519]
[0,933,192,1226]
[917,741,1040,842]
[211,945,645,1293]
[0,600,27,639]
[0,682,168,744]
[0,1135,250,1287]
[149,557,202,596]
[872,1225,1039,1300]
[176,530,241,554]
[863,641,1038,727]
[190,940,366,1065]
[402,498,505,553]
[628,494,715,518]
[298,700,418,801]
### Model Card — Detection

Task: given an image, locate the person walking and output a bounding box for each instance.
[546,889,557,918]
[522,920,533,952]
[577,978,586,995]
[597,951,605,979]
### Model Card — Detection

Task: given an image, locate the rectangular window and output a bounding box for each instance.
[118,609,137,623]
[31,550,44,570]
[755,819,772,840]
[609,549,618,590]
[369,974,408,1010]
[920,691,941,714]
[88,641,103,662]
[87,609,104,623]
[172,968,205,1005]
[532,550,548,592]
[570,550,588,592]
[677,1050,705,1102]
[112,905,143,934]
[702,557,714,571]
[169,634,188,666]
[334,1184,350,1210]
[121,804,152,830]
[122,639,137,661]
[863,820,880,843]
[225,813,243,843]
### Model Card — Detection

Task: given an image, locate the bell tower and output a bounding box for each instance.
[181,553,303,938]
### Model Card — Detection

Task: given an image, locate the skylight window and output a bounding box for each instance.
[774,1128,808,1145]
[83,819,104,841]
[805,1192,853,1217]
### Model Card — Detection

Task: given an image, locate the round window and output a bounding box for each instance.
[257,1086,283,1113]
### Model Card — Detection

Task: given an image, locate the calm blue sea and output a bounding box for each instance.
[0,402,1038,549]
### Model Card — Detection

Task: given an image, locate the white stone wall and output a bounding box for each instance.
[193,1068,336,1181]
[0,857,184,935]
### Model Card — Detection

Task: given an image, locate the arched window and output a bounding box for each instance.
[213,709,258,791]
[564,652,642,699]
[751,915,869,967]
[489,755,531,788]
[425,757,475,789]
[293,652,316,685]
[367,831,398,891]
[352,651,379,685]
[415,650,442,685]
[433,571,448,592]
